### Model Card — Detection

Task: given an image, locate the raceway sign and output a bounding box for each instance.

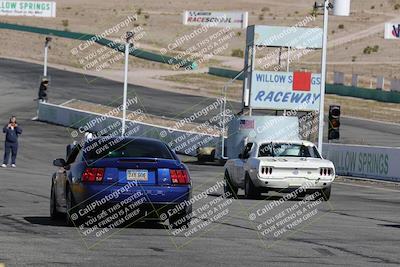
[183,11,248,29]
[384,23,400,40]
[0,1,56,17]
[250,71,321,111]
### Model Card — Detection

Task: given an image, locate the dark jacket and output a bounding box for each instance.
[38,84,48,100]
[3,124,22,143]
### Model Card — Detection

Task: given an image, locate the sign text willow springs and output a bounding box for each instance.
[183,11,248,29]
[323,144,400,182]
[0,1,56,17]
[250,71,321,111]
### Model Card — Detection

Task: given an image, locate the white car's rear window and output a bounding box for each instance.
[258,143,321,158]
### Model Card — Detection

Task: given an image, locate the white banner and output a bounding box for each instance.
[246,25,323,49]
[384,23,400,40]
[323,143,400,182]
[183,11,248,29]
[0,1,56,17]
[250,71,321,111]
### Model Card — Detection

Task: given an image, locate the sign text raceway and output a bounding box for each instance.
[250,71,321,111]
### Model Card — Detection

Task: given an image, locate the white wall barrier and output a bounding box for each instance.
[333,71,345,85]
[376,76,384,90]
[351,74,358,87]
[38,102,219,157]
[323,143,400,182]
[391,79,400,92]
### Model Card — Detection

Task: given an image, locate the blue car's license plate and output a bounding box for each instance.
[126,169,148,181]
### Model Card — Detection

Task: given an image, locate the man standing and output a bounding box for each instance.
[2,116,22,168]
[38,78,49,102]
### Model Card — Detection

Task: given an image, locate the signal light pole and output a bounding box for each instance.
[122,31,134,136]
[43,37,52,77]
[314,0,350,153]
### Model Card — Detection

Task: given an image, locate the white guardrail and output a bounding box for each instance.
[37,102,219,157]
[323,143,400,182]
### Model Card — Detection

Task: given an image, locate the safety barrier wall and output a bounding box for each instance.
[323,143,400,182]
[325,84,400,104]
[37,102,219,156]
[208,67,244,81]
[208,67,400,104]
[0,23,197,69]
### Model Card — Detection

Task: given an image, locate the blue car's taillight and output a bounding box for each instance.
[170,169,190,184]
[82,168,104,182]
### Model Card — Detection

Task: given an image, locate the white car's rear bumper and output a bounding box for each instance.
[253,175,334,190]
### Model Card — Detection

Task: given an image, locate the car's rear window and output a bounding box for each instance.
[83,138,174,160]
[258,143,321,158]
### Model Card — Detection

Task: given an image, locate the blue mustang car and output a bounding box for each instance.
[50,136,192,228]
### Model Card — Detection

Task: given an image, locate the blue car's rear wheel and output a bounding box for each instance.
[50,182,62,220]
[65,188,76,226]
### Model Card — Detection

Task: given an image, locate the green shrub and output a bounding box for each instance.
[231,49,244,58]
[363,45,379,54]
[62,19,69,28]
[363,46,372,54]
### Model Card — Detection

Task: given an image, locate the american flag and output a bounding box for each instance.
[239,119,254,129]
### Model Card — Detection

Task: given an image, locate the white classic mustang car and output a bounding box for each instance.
[223,140,335,200]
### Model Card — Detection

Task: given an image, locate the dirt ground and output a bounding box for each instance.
[0,0,399,76]
[1,0,400,124]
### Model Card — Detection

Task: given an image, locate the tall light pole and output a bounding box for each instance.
[122,31,134,136]
[317,1,330,153]
[315,0,350,153]
[43,37,52,77]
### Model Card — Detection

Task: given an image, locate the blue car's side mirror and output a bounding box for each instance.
[53,158,66,167]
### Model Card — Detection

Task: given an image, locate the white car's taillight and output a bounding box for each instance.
[319,167,334,176]
[261,166,273,175]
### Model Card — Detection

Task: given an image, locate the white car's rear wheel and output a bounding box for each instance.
[320,185,331,201]
[224,171,238,198]
[244,175,260,199]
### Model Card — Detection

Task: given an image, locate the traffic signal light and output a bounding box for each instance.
[328,105,341,140]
